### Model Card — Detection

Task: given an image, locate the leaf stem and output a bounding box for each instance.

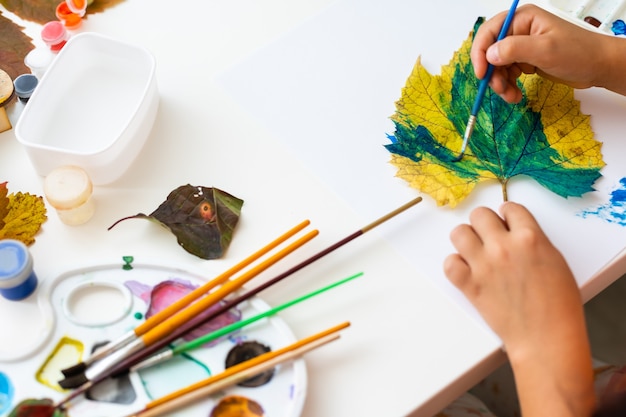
[501,180,509,202]
[108,215,138,231]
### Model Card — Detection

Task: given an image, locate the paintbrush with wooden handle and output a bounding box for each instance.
[60,220,311,378]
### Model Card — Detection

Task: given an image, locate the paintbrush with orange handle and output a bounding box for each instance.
[55,196,422,408]
[58,228,318,390]
[102,195,424,386]
[61,220,312,378]
[122,322,349,417]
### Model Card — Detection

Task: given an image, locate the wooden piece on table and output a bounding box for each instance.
[0,69,15,133]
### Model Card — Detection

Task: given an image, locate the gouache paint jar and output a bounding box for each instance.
[44,166,95,226]
[56,1,83,30]
[65,0,88,16]
[0,239,38,301]
[41,21,68,52]
[24,48,54,80]
[13,74,38,103]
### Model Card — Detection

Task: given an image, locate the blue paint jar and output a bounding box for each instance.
[13,74,38,103]
[0,240,38,301]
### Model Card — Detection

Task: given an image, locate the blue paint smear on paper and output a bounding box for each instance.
[0,371,14,414]
[579,177,626,226]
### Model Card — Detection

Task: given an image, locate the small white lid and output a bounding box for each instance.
[44,165,93,210]
[24,48,54,72]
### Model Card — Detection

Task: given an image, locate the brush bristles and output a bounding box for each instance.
[58,373,88,390]
[60,362,86,377]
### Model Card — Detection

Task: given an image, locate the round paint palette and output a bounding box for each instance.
[0,262,307,417]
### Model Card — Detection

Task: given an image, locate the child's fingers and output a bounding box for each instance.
[489,69,523,103]
[443,253,471,289]
[498,201,543,233]
[468,206,508,239]
[449,223,483,261]
[471,14,506,78]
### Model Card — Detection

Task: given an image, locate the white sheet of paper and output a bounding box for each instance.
[219,0,626,329]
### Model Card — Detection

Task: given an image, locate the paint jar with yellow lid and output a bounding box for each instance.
[44,166,95,225]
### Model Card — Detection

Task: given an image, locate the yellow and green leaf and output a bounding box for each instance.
[385,18,604,207]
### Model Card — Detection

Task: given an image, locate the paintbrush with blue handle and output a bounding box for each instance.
[452,0,520,161]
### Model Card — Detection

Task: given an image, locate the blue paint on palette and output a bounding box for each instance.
[612,19,626,36]
[579,177,626,226]
[0,371,14,414]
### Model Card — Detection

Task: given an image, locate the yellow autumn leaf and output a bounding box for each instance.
[0,191,47,245]
[0,182,8,230]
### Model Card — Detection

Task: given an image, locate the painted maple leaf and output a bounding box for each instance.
[385,18,604,208]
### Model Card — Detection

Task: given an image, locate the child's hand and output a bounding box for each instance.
[444,202,579,350]
[444,202,595,417]
[471,4,625,103]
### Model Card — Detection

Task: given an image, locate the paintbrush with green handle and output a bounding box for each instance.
[54,196,422,408]
[129,271,363,373]
[57,228,319,390]
[60,219,312,378]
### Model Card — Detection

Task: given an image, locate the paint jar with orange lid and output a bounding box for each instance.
[41,21,68,52]
[44,166,95,226]
[0,239,38,301]
[56,1,83,30]
[66,0,90,16]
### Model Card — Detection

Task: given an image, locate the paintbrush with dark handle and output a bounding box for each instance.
[60,220,311,378]
[55,197,421,409]
[130,272,362,373]
[57,229,318,390]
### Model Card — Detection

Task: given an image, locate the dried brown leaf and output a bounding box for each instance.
[0,12,34,79]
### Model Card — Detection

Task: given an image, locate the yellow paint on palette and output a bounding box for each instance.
[36,336,84,392]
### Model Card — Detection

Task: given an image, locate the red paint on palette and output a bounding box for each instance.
[8,399,64,417]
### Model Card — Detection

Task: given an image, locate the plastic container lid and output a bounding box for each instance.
[56,2,83,29]
[65,0,87,16]
[0,239,37,300]
[41,21,67,46]
[24,48,54,78]
[44,166,93,210]
[13,74,38,100]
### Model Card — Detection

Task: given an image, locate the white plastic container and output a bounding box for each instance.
[15,32,159,185]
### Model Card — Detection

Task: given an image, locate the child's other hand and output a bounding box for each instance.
[444,202,595,417]
[444,202,580,353]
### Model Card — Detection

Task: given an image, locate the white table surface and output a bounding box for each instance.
[1,1,625,416]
